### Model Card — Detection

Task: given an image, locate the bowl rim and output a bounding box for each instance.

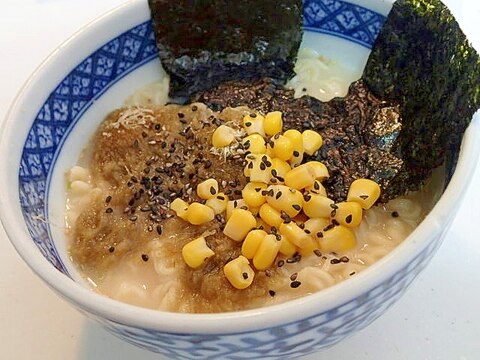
[1,0,479,335]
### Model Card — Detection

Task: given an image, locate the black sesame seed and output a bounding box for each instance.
[129,215,138,222]
[330,258,341,264]
[290,281,301,288]
[204,160,212,169]
[250,113,257,118]
[156,225,163,235]
[269,290,276,297]
[260,162,266,170]
[245,122,252,127]
[277,260,285,267]
[292,204,301,211]
[105,195,112,203]
[316,232,323,238]
[108,246,115,253]
[276,191,282,200]
[242,272,249,280]
[340,256,349,263]
[191,105,198,111]
[141,254,149,262]
[105,207,113,214]
[217,195,225,200]
[290,273,298,281]
[314,249,322,257]
[345,214,353,224]
[293,151,300,157]
[359,195,369,200]
[392,211,399,218]
[210,186,216,195]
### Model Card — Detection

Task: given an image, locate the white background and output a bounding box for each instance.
[0,1,479,359]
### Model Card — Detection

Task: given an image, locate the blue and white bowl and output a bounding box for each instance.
[1,0,479,358]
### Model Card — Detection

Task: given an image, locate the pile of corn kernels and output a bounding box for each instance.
[170,111,380,290]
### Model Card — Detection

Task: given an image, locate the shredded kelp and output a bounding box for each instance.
[148,0,302,100]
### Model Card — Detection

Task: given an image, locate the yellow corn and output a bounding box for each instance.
[243,134,266,154]
[283,129,304,166]
[258,203,283,228]
[266,184,304,217]
[333,201,363,228]
[226,199,249,220]
[223,208,257,241]
[302,194,334,218]
[256,217,270,231]
[224,256,255,289]
[306,161,329,181]
[271,158,291,182]
[271,135,294,161]
[197,178,219,200]
[304,218,331,236]
[249,206,260,216]
[182,236,215,268]
[266,144,276,158]
[318,225,356,252]
[242,229,267,259]
[185,202,215,225]
[170,198,189,220]
[264,111,283,135]
[243,113,265,136]
[305,180,327,196]
[279,234,297,257]
[205,192,229,215]
[284,163,316,190]
[302,129,323,155]
[253,234,281,270]
[212,125,235,148]
[242,182,267,208]
[248,154,273,184]
[347,179,381,209]
[279,222,316,254]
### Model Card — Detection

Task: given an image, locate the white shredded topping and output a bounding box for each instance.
[110,106,155,129]
[209,126,246,161]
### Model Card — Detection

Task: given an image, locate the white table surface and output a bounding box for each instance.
[1,1,479,359]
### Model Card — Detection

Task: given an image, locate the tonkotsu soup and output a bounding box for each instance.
[65,51,442,313]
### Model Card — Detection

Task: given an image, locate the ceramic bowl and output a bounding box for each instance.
[1,0,479,358]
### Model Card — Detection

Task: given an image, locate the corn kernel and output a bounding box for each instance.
[265,144,276,158]
[304,218,331,236]
[212,125,235,148]
[182,236,215,268]
[333,201,363,228]
[319,225,356,253]
[266,185,304,217]
[303,194,334,218]
[170,198,189,220]
[305,180,327,196]
[243,134,266,154]
[197,178,219,200]
[302,130,323,155]
[224,256,255,289]
[306,161,329,181]
[284,163,316,190]
[347,179,381,209]
[205,192,229,215]
[185,202,215,225]
[279,234,297,256]
[258,203,283,228]
[284,129,304,166]
[223,208,257,241]
[242,182,267,208]
[243,113,265,136]
[271,134,294,161]
[271,158,291,181]
[279,222,316,254]
[226,199,249,220]
[249,154,273,183]
[242,229,267,259]
[264,111,283,135]
[253,234,281,270]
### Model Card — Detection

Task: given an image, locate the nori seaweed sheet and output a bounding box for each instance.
[148,0,302,100]
[363,0,480,199]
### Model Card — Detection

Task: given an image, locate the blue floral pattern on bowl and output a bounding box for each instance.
[16,1,446,358]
